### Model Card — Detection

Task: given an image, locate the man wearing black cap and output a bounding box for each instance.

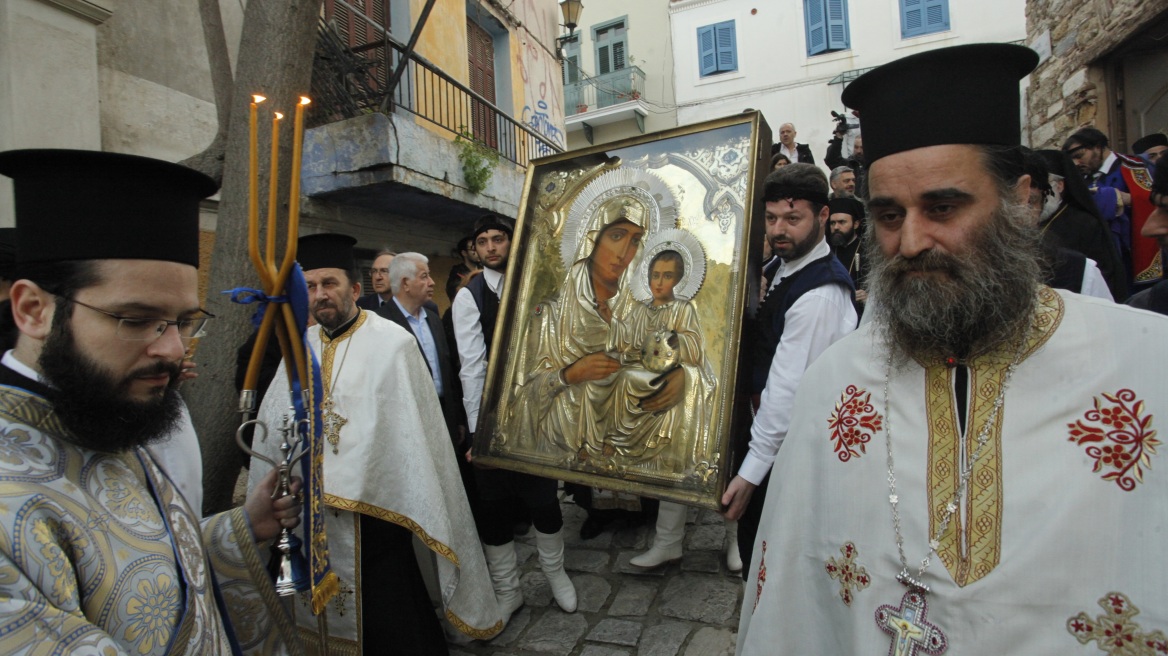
[249,233,502,652]
[1035,148,1128,300]
[737,45,1168,654]
[0,149,302,654]
[827,196,869,311]
[720,164,856,575]
[452,214,578,622]
[1131,132,1167,165]
[1062,126,1160,290]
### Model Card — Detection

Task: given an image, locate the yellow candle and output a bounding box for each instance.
[287,97,311,241]
[266,111,283,276]
[248,95,266,276]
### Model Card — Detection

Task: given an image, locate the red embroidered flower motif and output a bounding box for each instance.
[753,540,767,613]
[827,386,883,463]
[1067,389,1159,491]
[1068,592,1168,653]
[824,541,871,606]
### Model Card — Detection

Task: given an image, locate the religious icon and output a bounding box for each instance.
[472,112,772,509]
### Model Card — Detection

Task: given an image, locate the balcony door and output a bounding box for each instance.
[467,18,498,148]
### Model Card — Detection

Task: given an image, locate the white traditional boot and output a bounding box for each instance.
[630,501,686,568]
[483,542,524,624]
[534,530,578,612]
[725,519,743,573]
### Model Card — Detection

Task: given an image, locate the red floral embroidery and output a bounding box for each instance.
[824,541,870,606]
[1068,389,1159,491]
[827,385,883,462]
[1068,592,1168,654]
[753,540,767,613]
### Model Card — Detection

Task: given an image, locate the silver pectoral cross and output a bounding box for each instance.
[875,589,948,656]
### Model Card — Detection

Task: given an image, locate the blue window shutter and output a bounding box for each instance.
[901,0,947,37]
[805,0,827,56]
[826,0,849,50]
[923,0,950,33]
[715,21,737,72]
[901,0,922,37]
[698,25,717,76]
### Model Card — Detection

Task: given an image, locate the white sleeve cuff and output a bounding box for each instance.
[738,453,773,486]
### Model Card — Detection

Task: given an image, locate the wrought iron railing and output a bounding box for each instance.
[565,66,645,116]
[309,18,562,167]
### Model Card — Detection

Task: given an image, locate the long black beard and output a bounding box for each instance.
[866,194,1042,361]
[38,316,183,452]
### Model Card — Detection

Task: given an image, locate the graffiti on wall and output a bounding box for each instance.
[514,0,566,151]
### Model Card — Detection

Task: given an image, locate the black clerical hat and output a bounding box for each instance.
[0,228,16,279]
[1132,133,1167,156]
[828,197,866,221]
[0,149,217,267]
[298,233,357,272]
[841,44,1039,165]
[471,214,513,240]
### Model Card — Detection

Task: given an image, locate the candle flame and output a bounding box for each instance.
[299,96,312,106]
[252,94,267,104]
[275,112,284,120]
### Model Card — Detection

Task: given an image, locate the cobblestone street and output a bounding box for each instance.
[450,500,744,656]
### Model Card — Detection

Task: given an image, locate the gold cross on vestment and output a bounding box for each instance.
[321,397,346,454]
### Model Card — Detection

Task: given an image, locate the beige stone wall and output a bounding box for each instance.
[1025,0,1168,149]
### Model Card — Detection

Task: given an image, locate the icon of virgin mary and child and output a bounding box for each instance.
[505,169,716,474]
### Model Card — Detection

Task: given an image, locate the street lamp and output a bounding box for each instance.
[559,0,583,37]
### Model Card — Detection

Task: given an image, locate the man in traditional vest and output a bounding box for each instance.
[452,214,577,623]
[718,164,857,574]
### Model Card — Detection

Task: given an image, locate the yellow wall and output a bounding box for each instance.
[404,0,566,152]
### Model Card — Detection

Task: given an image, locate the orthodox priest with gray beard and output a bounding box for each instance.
[0,149,302,655]
[737,45,1168,655]
[249,234,501,655]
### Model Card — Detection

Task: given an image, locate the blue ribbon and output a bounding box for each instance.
[222,287,291,328]
[224,266,330,597]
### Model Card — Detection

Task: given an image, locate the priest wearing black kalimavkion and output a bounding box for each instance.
[827,196,869,313]
[737,44,1168,654]
[249,233,501,654]
[0,149,303,655]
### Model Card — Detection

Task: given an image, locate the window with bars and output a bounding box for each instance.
[804,0,850,57]
[697,20,737,77]
[900,0,950,38]
[593,19,628,76]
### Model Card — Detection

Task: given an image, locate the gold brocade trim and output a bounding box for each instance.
[230,507,306,656]
[319,310,368,395]
[1135,250,1163,284]
[0,386,78,445]
[446,608,504,640]
[922,287,1063,587]
[298,628,359,656]
[322,494,461,569]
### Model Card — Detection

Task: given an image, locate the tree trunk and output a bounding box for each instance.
[186,0,323,515]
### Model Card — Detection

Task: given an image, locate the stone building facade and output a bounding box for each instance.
[1025,0,1168,151]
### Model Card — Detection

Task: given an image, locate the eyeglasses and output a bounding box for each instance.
[371,268,390,276]
[55,294,214,342]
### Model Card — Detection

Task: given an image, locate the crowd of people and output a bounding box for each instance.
[0,40,1164,656]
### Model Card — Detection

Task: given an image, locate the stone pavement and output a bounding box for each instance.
[449,500,744,656]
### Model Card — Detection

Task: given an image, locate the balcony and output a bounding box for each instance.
[301,18,562,224]
[564,66,649,143]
